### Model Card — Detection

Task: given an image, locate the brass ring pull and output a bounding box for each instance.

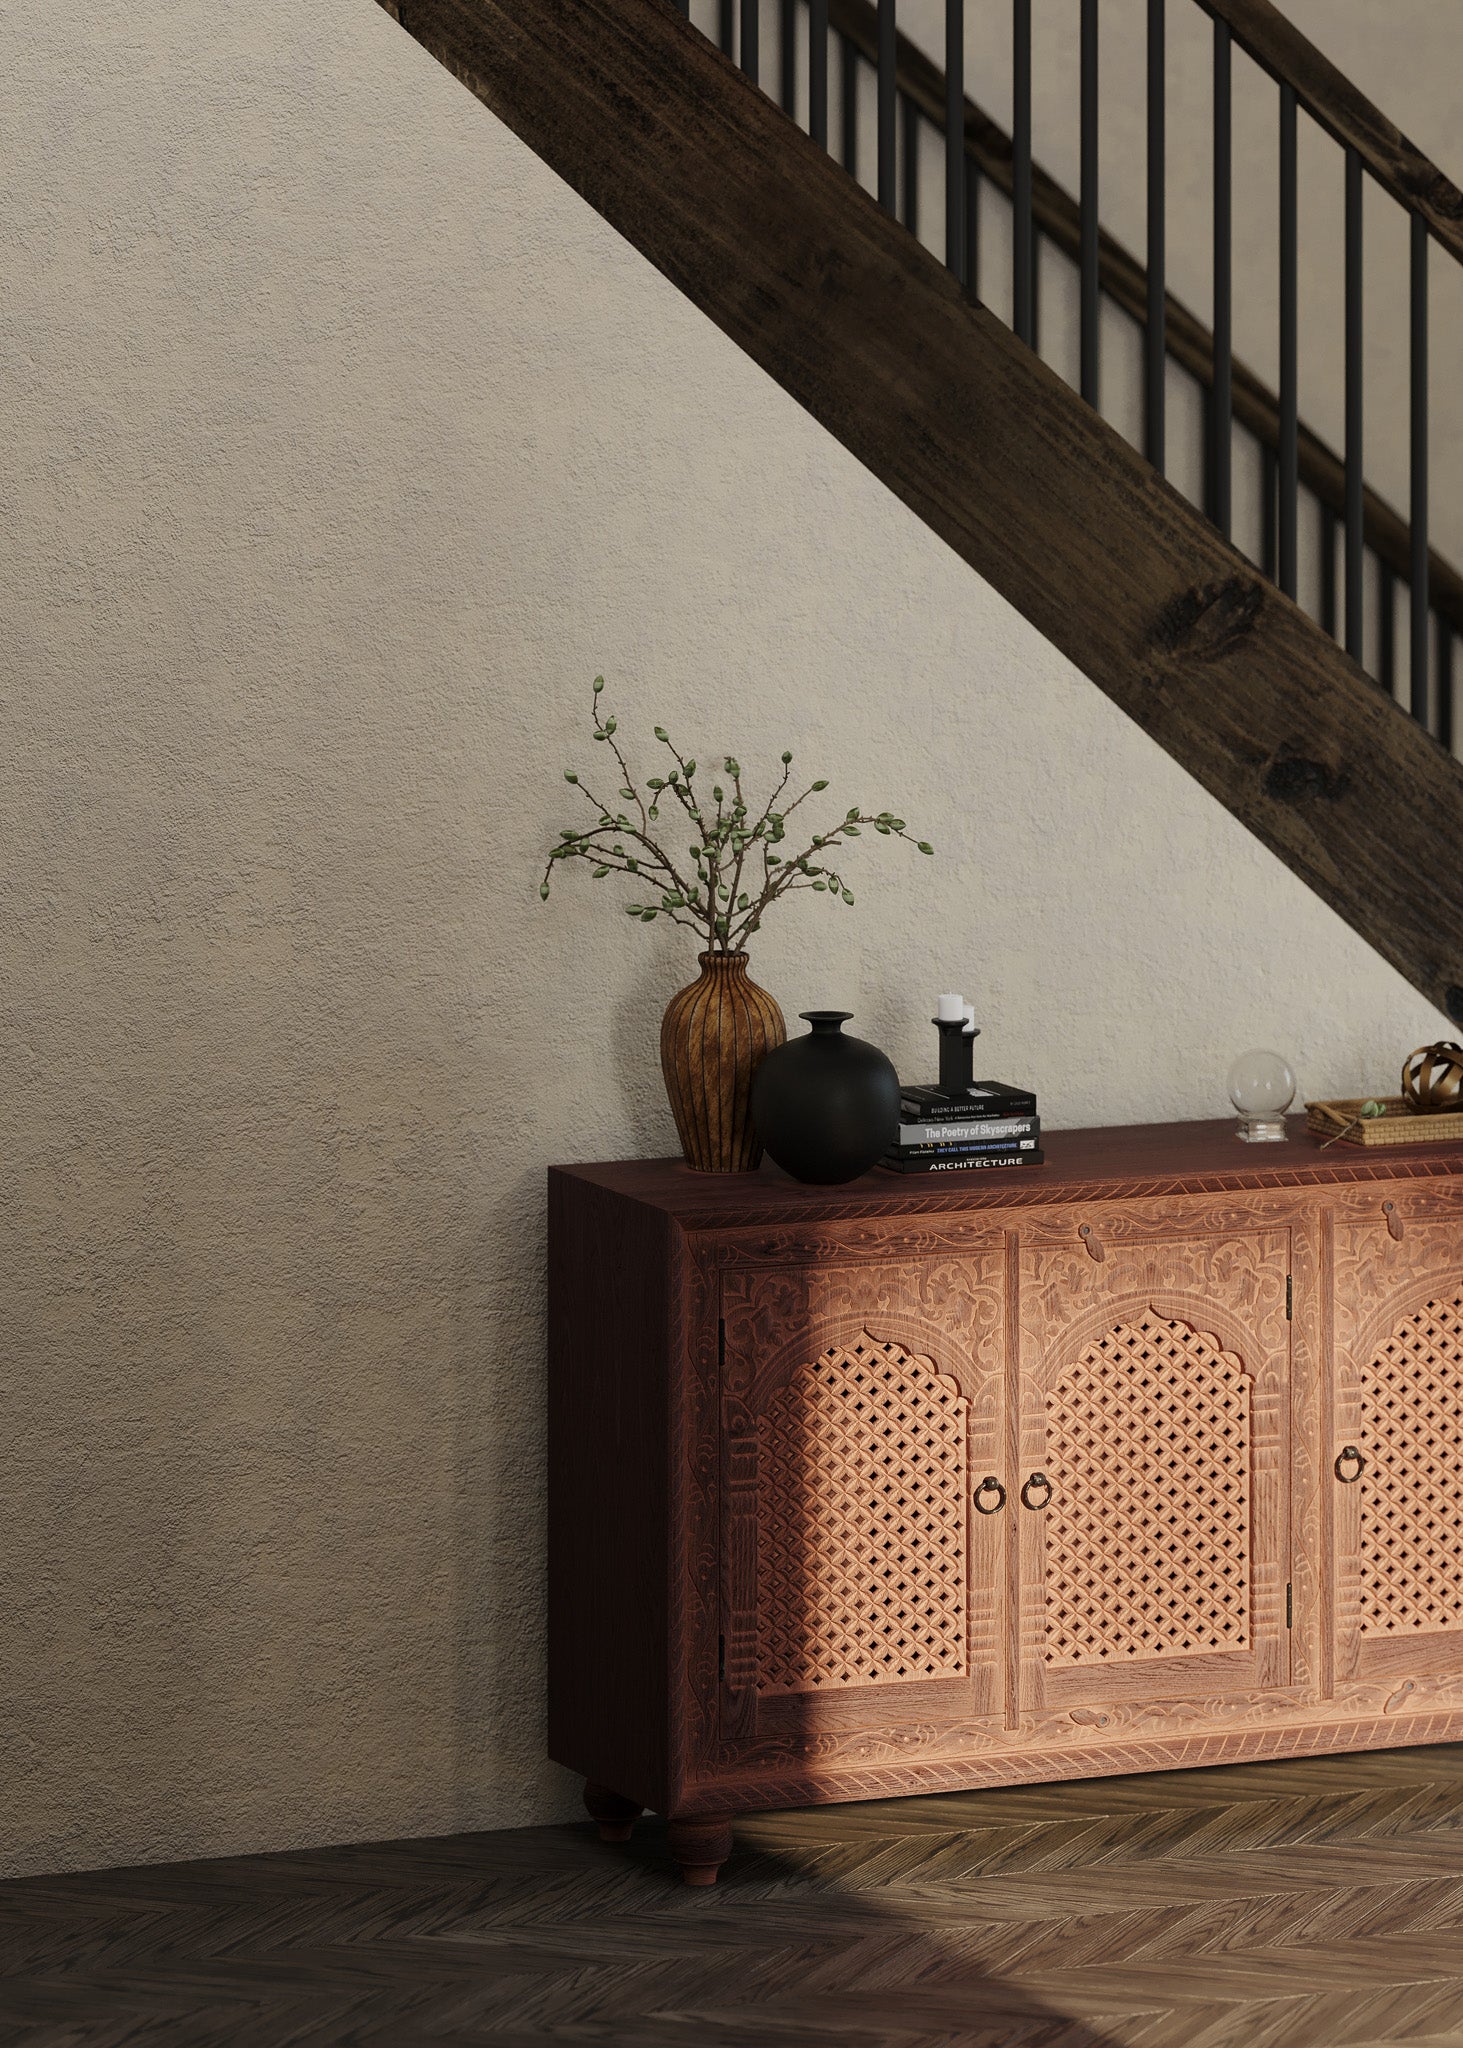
[1021,1471,1055,1511]
[973,1476,1007,1515]
[1335,1444,1366,1483]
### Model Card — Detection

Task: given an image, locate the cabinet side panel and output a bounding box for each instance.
[547,1173,671,1808]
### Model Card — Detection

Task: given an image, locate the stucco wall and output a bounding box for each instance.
[0,0,1450,1877]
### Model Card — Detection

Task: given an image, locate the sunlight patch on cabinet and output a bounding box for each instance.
[1360,1295,1463,1637]
[756,1333,969,1695]
[1043,1310,1252,1666]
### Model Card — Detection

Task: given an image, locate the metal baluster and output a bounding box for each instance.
[965,156,980,298]
[809,0,829,149]
[839,32,858,174]
[946,0,964,279]
[741,0,758,83]
[719,0,734,56]
[1146,0,1165,470]
[878,0,896,213]
[1262,445,1278,582]
[1031,229,1041,354]
[1278,84,1299,599]
[1344,148,1365,661]
[1080,0,1099,406]
[1013,0,1034,345]
[779,0,796,111]
[1320,506,1338,639]
[1380,567,1396,697]
[1210,18,1232,534]
[1411,215,1430,724]
[901,93,919,237]
[1440,627,1455,754]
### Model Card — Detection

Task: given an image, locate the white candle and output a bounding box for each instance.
[937,991,964,1022]
[962,1003,976,1034]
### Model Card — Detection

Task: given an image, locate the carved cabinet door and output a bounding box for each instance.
[1331,1190,1463,1688]
[1018,1224,1292,1723]
[716,1243,1008,1763]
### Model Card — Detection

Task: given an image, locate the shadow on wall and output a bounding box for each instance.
[446,942,689,1835]
[611,944,694,1163]
[448,1189,577,1835]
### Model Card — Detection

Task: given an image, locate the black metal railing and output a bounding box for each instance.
[1080,0,1100,410]
[1145,0,1165,474]
[1209,15,1231,537]
[681,0,1462,753]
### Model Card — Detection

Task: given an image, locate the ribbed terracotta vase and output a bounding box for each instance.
[660,952,786,1172]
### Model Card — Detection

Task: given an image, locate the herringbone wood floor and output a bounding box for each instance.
[5,1747,1463,2046]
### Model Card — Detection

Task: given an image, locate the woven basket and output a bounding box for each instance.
[1305,1095,1463,1147]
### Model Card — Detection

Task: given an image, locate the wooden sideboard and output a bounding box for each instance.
[548,1119,1463,1883]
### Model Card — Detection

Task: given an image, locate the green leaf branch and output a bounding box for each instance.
[539,678,935,951]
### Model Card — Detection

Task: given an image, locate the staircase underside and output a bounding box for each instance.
[376,0,1463,1025]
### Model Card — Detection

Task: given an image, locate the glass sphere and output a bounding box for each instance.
[1227,1049,1297,1117]
[1227,1049,1296,1141]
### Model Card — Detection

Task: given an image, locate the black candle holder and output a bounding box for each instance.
[933,1015,980,1098]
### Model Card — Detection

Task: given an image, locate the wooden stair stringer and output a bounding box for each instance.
[373,0,1463,1026]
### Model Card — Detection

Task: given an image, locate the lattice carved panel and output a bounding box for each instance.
[756,1332,968,1695]
[1359,1295,1463,1636]
[1043,1310,1251,1666]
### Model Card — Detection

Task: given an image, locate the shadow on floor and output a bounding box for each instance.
[12,1744,1463,2045]
[0,1799,1125,2047]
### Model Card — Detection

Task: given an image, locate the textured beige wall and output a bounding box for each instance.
[0,0,1450,1878]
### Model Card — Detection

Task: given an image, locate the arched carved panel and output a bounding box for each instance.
[1359,1293,1463,1637]
[1043,1310,1252,1666]
[756,1331,969,1696]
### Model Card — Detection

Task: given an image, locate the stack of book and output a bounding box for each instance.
[883,1080,1043,1175]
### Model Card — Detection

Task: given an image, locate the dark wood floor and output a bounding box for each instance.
[5,1746,1463,2046]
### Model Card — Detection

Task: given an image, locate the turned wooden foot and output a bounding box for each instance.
[583,1781,643,1843]
[667,1814,734,1886]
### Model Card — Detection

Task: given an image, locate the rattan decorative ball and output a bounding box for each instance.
[1401,1041,1463,1112]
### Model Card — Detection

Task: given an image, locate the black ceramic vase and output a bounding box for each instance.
[750,1011,900,1184]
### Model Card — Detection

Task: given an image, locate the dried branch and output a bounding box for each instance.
[539,679,935,950]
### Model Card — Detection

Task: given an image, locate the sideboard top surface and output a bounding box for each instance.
[550,1116,1463,1226]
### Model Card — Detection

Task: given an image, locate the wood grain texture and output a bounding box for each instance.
[377,0,1463,1024]
[1020,1269,1282,1712]
[660,952,785,1173]
[666,1813,734,1886]
[555,1120,1463,1228]
[584,1782,644,1842]
[1331,1198,1463,1696]
[547,1174,677,1812]
[6,1744,1463,2043]
[827,0,1463,639]
[718,1254,1008,1761]
[550,1135,1463,1846]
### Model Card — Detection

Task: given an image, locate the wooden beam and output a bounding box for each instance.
[377,0,1463,1024]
